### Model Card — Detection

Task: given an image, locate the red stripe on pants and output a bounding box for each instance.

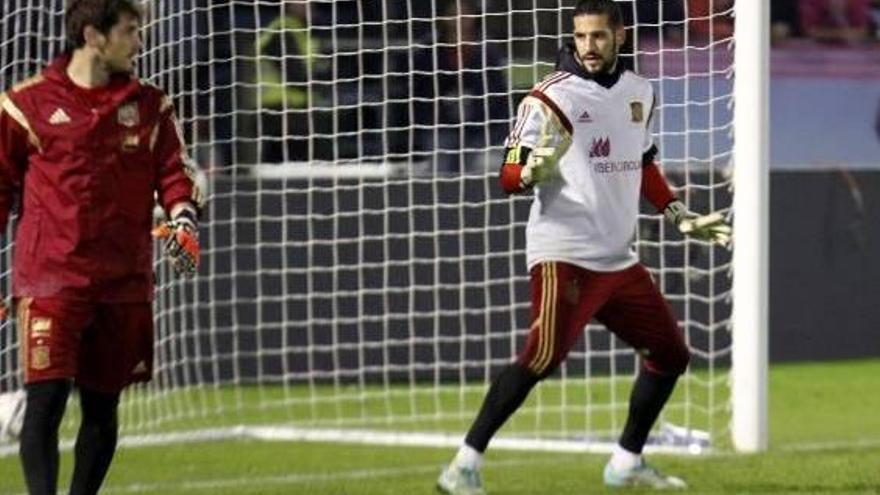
[517,262,689,377]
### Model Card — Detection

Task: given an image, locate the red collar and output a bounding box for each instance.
[44,53,141,107]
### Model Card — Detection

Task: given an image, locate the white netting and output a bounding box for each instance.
[0,0,734,453]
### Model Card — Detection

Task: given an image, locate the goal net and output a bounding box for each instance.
[0,0,739,454]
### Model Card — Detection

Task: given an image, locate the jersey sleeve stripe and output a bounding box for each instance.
[149,123,160,151]
[10,75,44,93]
[0,95,41,151]
[159,95,174,114]
[527,89,573,136]
[537,71,571,92]
[507,103,533,147]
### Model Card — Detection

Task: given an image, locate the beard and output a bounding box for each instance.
[98,45,136,75]
[585,55,617,74]
[104,57,135,76]
[579,39,619,74]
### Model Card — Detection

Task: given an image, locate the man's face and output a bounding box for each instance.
[573,14,625,74]
[97,12,142,74]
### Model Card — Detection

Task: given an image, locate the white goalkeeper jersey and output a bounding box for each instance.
[505,50,656,272]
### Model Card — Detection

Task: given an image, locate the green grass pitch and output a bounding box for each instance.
[0,359,878,494]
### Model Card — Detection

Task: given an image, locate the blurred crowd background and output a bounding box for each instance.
[171,0,880,173]
[2,0,878,174]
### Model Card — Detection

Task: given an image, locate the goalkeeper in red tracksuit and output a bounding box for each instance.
[0,1,201,493]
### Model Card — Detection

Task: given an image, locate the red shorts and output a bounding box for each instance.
[17,298,154,393]
[518,262,689,377]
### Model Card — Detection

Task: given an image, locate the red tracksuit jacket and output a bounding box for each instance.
[0,54,199,302]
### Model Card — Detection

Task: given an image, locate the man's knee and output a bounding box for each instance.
[23,380,72,426]
[20,381,72,457]
[653,345,690,376]
[518,352,564,381]
[670,345,691,375]
[79,389,120,428]
[19,381,71,495]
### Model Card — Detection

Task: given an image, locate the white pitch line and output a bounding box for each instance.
[4,436,879,494]
[84,465,445,494]
[780,438,880,452]
[5,458,543,495]
[0,425,706,458]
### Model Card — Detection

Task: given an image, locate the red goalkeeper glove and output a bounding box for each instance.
[499,144,571,194]
[152,205,200,277]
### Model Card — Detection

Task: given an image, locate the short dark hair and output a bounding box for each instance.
[65,0,142,49]
[573,0,623,29]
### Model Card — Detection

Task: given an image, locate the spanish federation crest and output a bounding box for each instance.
[122,134,140,152]
[117,102,139,128]
[31,346,50,370]
[29,317,52,337]
[630,101,643,123]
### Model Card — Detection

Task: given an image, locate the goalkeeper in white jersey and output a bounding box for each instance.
[437,1,730,493]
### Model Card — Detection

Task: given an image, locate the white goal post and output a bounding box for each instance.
[732,0,770,453]
[0,0,767,455]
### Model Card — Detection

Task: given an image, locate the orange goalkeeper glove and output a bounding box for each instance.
[152,206,200,277]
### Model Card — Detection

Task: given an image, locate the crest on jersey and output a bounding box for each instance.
[31,346,50,370]
[122,134,140,152]
[589,137,611,158]
[117,102,140,128]
[30,317,52,336]
[630,101,644,123]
